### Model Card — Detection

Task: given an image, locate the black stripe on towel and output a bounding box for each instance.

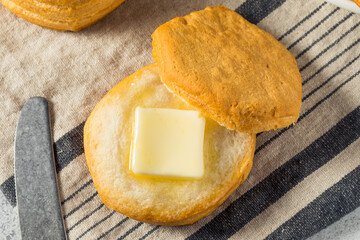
[76,212,116,240]
[187,106,360,240]
[61,179,93,205]
[299,21,360,72]
[302,54,360,101]
[295,13,353,59]
[302,38,360,85]
[278,2,327,41]
[235,0,286,24]
[67,204,104,233]
[64,192,99,219]
[287,8,340,50]
[117,222,143,240]
[54,121,85,172]
[265,165,360,240]
[96,217,130,240]
[138,226,160,240]
[0,176,16,207]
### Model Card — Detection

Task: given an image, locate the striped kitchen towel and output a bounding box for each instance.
[1,0,359,239]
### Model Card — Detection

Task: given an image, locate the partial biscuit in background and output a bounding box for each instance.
[1,0,126,31]
[152,5,302,133]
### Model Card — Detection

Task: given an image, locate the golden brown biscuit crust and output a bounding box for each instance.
[1,0,125,31]
[84,63,256,225]
[152,6,302,133]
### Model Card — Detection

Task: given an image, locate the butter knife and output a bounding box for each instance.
[14,97,67,240]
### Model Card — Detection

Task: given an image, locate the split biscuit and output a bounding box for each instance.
[84,63,256,225]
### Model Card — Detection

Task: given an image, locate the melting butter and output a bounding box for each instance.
[130,107,205,179]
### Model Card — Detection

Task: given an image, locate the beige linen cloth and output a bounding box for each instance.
[1,0,359,239]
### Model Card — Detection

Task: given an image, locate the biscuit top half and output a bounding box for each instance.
[152,5,302,133]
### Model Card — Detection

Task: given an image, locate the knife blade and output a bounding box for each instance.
[14,97,67,240]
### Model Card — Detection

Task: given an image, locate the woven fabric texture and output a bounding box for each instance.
[1,0,359,239]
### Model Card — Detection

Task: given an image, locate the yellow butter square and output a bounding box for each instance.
[130,107,205,178]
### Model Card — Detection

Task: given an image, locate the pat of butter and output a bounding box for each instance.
[130,107,205,178]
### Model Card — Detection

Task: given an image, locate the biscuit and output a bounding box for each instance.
[152,5,302,133]
[84,63,256,225]
[1,0,125,31]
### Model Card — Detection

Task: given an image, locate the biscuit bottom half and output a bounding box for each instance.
[84,63,256,225]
